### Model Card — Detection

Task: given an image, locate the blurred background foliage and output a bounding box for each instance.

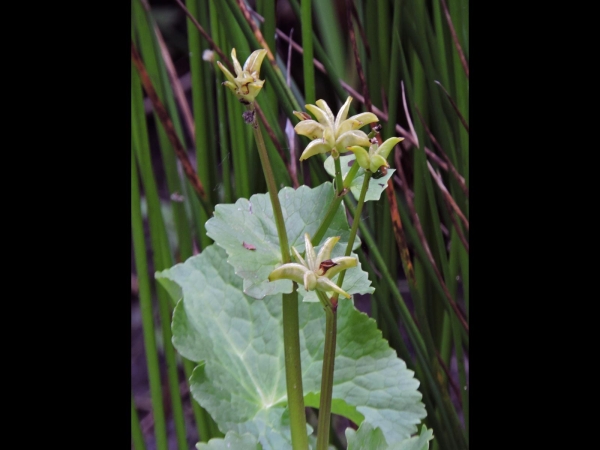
[131,0,468,448]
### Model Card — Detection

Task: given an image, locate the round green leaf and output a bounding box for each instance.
[158,245,426,448]
[204,183,371,300]
[196,431,261,450]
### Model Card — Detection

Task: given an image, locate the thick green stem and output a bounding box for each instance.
[315,291,337,450]
[247,103,290,260]
[246,102,308,450]
[282,287,308,450]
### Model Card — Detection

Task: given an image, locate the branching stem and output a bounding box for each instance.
[310,159,360,247]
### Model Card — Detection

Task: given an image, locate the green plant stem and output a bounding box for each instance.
[246,102,308,450]
[333,171,371,298]
[282,287,308,450]
[315,171,371,450]
[315,291,336,450]
[310,160,360,247]
[311,194,343,247]
[184,0,213,249]
[300,0,315,104]
[131,394,147,450]
[247,103,290,260]
[345,171,370,256]
[343,162,361,189]
[131,149,168,450]
[333,156,344,196]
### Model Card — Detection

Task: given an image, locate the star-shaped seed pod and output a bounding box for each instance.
[346,136,404,174]
[294,96,379,160]
[217,48,267,104]
[268,233,357,299]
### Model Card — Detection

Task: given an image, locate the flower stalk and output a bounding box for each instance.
[315,170,372,450]
[333,156,345,197]
[340,172,371,279]
[309,156,361,248]
[315,290,337,450]
[267,231,359,450]
[244,103,307,450]
[291,97,404,448]
[244,103,290,260]
[218,49,308,450]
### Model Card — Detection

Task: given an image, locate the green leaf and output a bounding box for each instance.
[159,245,301,448]
[158,244,426,448]
[345,423,433,450]
[155,275,183,305]
[388,425,434,450]
[195,430,261,449]
[345,422,388,450]
[324,154,395,202]
[302,296,427,444]
[204,183,372,300]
